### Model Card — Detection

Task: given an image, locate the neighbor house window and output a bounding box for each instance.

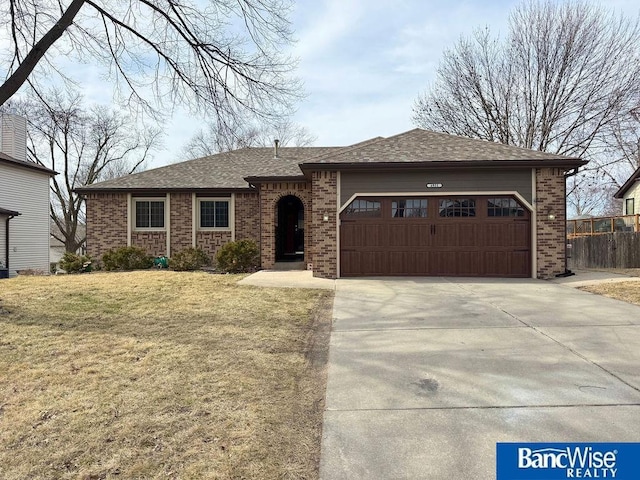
[135,199,165,229]
[199,199,230,229]
[487,198,525,217]
[626,198,635,215]
[439,199,476,217]
[392,198,428,218]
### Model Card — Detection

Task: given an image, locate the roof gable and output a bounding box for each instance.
[614,165,640,198]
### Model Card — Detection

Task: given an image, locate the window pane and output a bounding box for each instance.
[439,199,475,217]
[344,199,381,218]
[393,198,427,218]
[150,201,165,228]
[215,201,229,227]
[392,199,405,218]
[200,201,215,227]
[200,200,229,228]
[626,198,635,215]
[136,201,150,228]
[488,197,524,217]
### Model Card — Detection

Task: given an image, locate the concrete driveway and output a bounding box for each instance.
[320,277,640,479]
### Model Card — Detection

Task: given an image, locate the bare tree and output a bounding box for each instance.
[567,173,622,217]
[6,90,159,253]
[412,0,640,213]
[183,115,316,158]
[0,0,299,122]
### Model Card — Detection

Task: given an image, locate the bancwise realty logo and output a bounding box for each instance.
[497,443,640,479]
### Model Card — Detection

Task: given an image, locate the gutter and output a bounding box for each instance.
[299,159,588,173]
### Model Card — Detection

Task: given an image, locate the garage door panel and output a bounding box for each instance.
[340,195,531,277]
[482,222,530,248]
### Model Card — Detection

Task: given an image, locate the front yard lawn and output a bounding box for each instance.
[0,271,332,479]
[581,280,640,306]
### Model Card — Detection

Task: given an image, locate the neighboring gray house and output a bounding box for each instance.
[0,114,55,277]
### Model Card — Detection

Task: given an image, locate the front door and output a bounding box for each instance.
[276,195,304,261]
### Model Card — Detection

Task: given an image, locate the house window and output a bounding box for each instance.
[439,199,476,217]
[392,198,428,218]
[135,199,165,229]
[199,199,230,229]
[343,199,381,218]
[626,198,635,215]
[488,197,525,217]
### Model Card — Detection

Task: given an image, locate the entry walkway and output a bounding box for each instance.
[237,269,336,290]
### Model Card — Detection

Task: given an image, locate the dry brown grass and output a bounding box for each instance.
[584,268,640,277]
[580,280,640,306]
[0,271,333,480]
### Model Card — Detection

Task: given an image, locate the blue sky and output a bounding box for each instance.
[159,0,639,168]
[4,0,639,168]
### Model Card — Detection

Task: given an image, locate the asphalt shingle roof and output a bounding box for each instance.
[78,129,585,192]
[0,151,56,175]
[78,147,339,191]
[301,129,583,164]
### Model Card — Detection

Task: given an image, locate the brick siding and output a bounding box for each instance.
[235,192,260,243]
[131,231,167,257]
[311,171,338,279]
[536,167,567,279]
[196,231,232,259]
[170,193,193,256]
[259,182,312,270]
[85,192,128,260]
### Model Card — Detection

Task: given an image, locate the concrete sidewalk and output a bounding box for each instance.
[237,269,336,290]
[551,268,639,288]
[320,277,640,479]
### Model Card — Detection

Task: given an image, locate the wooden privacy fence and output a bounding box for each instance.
[568,232,640,269]
[567,214,640,238]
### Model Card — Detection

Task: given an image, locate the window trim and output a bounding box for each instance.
[197,197,233,231]
[132,197,166,231]
[626,198,635,215]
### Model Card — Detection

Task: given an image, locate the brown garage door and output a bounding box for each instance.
[340,196,531,277]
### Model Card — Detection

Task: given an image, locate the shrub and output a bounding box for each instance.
[59,252,92,273]
[102,246,154,271]
[215,240,259,273]
[169,247,211,271]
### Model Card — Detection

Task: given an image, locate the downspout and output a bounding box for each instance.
[5,213,20,272]
[557,168,581,278]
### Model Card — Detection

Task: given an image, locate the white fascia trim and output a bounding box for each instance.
[127,193,132,246]
[231,193,236,241]
[339,191,534,214]
[166,193,171,257]
[191,193,197,247]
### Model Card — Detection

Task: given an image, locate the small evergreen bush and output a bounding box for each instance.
[59,252,92,273]
[102,246,154,271]
[215,240,259,273]
[169,247,211,271]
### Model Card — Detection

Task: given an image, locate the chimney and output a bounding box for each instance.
[273,139,280,159]
[0,113,27,162]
